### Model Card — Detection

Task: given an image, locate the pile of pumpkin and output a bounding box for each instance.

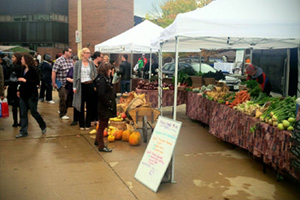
[97,124,141,146]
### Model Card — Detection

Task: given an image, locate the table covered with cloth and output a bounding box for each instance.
[186,92,218,124]
[135,89,187,108]
[185,91,300,180]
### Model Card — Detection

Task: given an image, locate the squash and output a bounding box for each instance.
[113,130,123,140]
[129,131,141,146]
[108,135,115,142]
[122,130,131,142]
[103,128,108,137]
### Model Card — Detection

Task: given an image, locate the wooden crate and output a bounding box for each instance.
[190,76,204,87]
[203,78,216,86]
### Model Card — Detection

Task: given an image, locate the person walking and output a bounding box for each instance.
[73,48,97,130]
[16,54,46,138]
[39,54,55,104]
[52,47,73,119]
[6,53,23,127]
[66,55,79,126]
[94,62,115,152]
[90,51,103,126]
[117,54,131,94]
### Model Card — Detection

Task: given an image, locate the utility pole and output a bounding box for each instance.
[77,0,82,53]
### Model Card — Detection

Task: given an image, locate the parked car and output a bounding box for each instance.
[162,62,196,77]
[162,62,241,90]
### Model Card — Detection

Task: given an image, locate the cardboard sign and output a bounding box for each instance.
[134,116,182,192]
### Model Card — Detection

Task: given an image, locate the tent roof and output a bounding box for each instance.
[95,20,164,53]
[152,0,300,51]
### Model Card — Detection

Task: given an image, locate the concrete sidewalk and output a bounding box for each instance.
[0,94,300,200]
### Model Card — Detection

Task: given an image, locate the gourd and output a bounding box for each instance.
[129,131,141,146]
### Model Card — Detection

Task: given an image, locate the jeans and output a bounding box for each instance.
[39,81,53,101]
[19,97,46,134]
[121,80,130,94]
[79,83,93,128]
[58,87,68,117]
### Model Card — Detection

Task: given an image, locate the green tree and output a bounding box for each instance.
[146,0,212,28]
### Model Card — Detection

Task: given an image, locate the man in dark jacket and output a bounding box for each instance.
[39,54,54,104]
[117,54,131,94]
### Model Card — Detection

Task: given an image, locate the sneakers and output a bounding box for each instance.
[98,147,112,152]
[61,115,70,120]
[42,128,47,134]
[39,98,44,102]
[85,127,90,131]
[47,100,55,104]
[70,121,78,126]
[16,133,28,138]
[80,127,85,131]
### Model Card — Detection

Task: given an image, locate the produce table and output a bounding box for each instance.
[186,91,300,181]
[135,89,187,108]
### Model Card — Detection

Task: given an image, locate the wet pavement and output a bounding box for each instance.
[1,93,300,200]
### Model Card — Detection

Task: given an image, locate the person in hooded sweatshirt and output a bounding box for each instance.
[245,64,272,95]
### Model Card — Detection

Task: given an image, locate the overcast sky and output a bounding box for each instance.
[134,0,164,17]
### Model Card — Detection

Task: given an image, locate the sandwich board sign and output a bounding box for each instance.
[134,116,182,192]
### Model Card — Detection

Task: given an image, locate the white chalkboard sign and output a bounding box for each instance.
[134,116,182,193]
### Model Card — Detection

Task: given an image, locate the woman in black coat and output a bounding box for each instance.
[7,53,23,127]
[16,54,46,138]
[94,62,116,152]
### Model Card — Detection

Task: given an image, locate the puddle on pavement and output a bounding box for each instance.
[223,176,275,200]
[194,176,275,200]
[205,150,247,159]
[109,162,119,167]
[126,181,133,190]
[184,150,246,160]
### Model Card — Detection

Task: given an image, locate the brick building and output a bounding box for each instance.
[69,0,134,57]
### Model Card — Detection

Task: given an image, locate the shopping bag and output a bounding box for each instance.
[112,73,121,84]
[133,63,139,72]
[0,99,9,118]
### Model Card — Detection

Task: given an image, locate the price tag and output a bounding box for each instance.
[234,85,239,90]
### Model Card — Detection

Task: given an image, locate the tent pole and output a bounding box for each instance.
[298,47,300,98]
[130,51,133,92]
[171,36,180,184]
[286,49,290,97]
[250,48,253,63]
[199,49,202,72]
[158,43,163,115]
[149,49,152,80]
[173,36,179,121]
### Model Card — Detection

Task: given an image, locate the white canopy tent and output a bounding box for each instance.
[153,0,300,182]
[95,20,164,53]
[152,0,300,51]
[152,0,300,117]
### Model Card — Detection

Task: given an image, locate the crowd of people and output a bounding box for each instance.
[0,47,137,152]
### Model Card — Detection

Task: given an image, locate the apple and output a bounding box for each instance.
[121,112,127,119]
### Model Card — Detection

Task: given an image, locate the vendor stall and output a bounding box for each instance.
[186,90,300,181]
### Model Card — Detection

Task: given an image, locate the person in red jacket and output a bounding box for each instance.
[245,64,272,95]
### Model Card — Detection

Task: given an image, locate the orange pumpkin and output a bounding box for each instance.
[122,130,131,142]
[103,128,108,137]
[113,130,123,140]
[108,135,115,142]
[129,131,141,146]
